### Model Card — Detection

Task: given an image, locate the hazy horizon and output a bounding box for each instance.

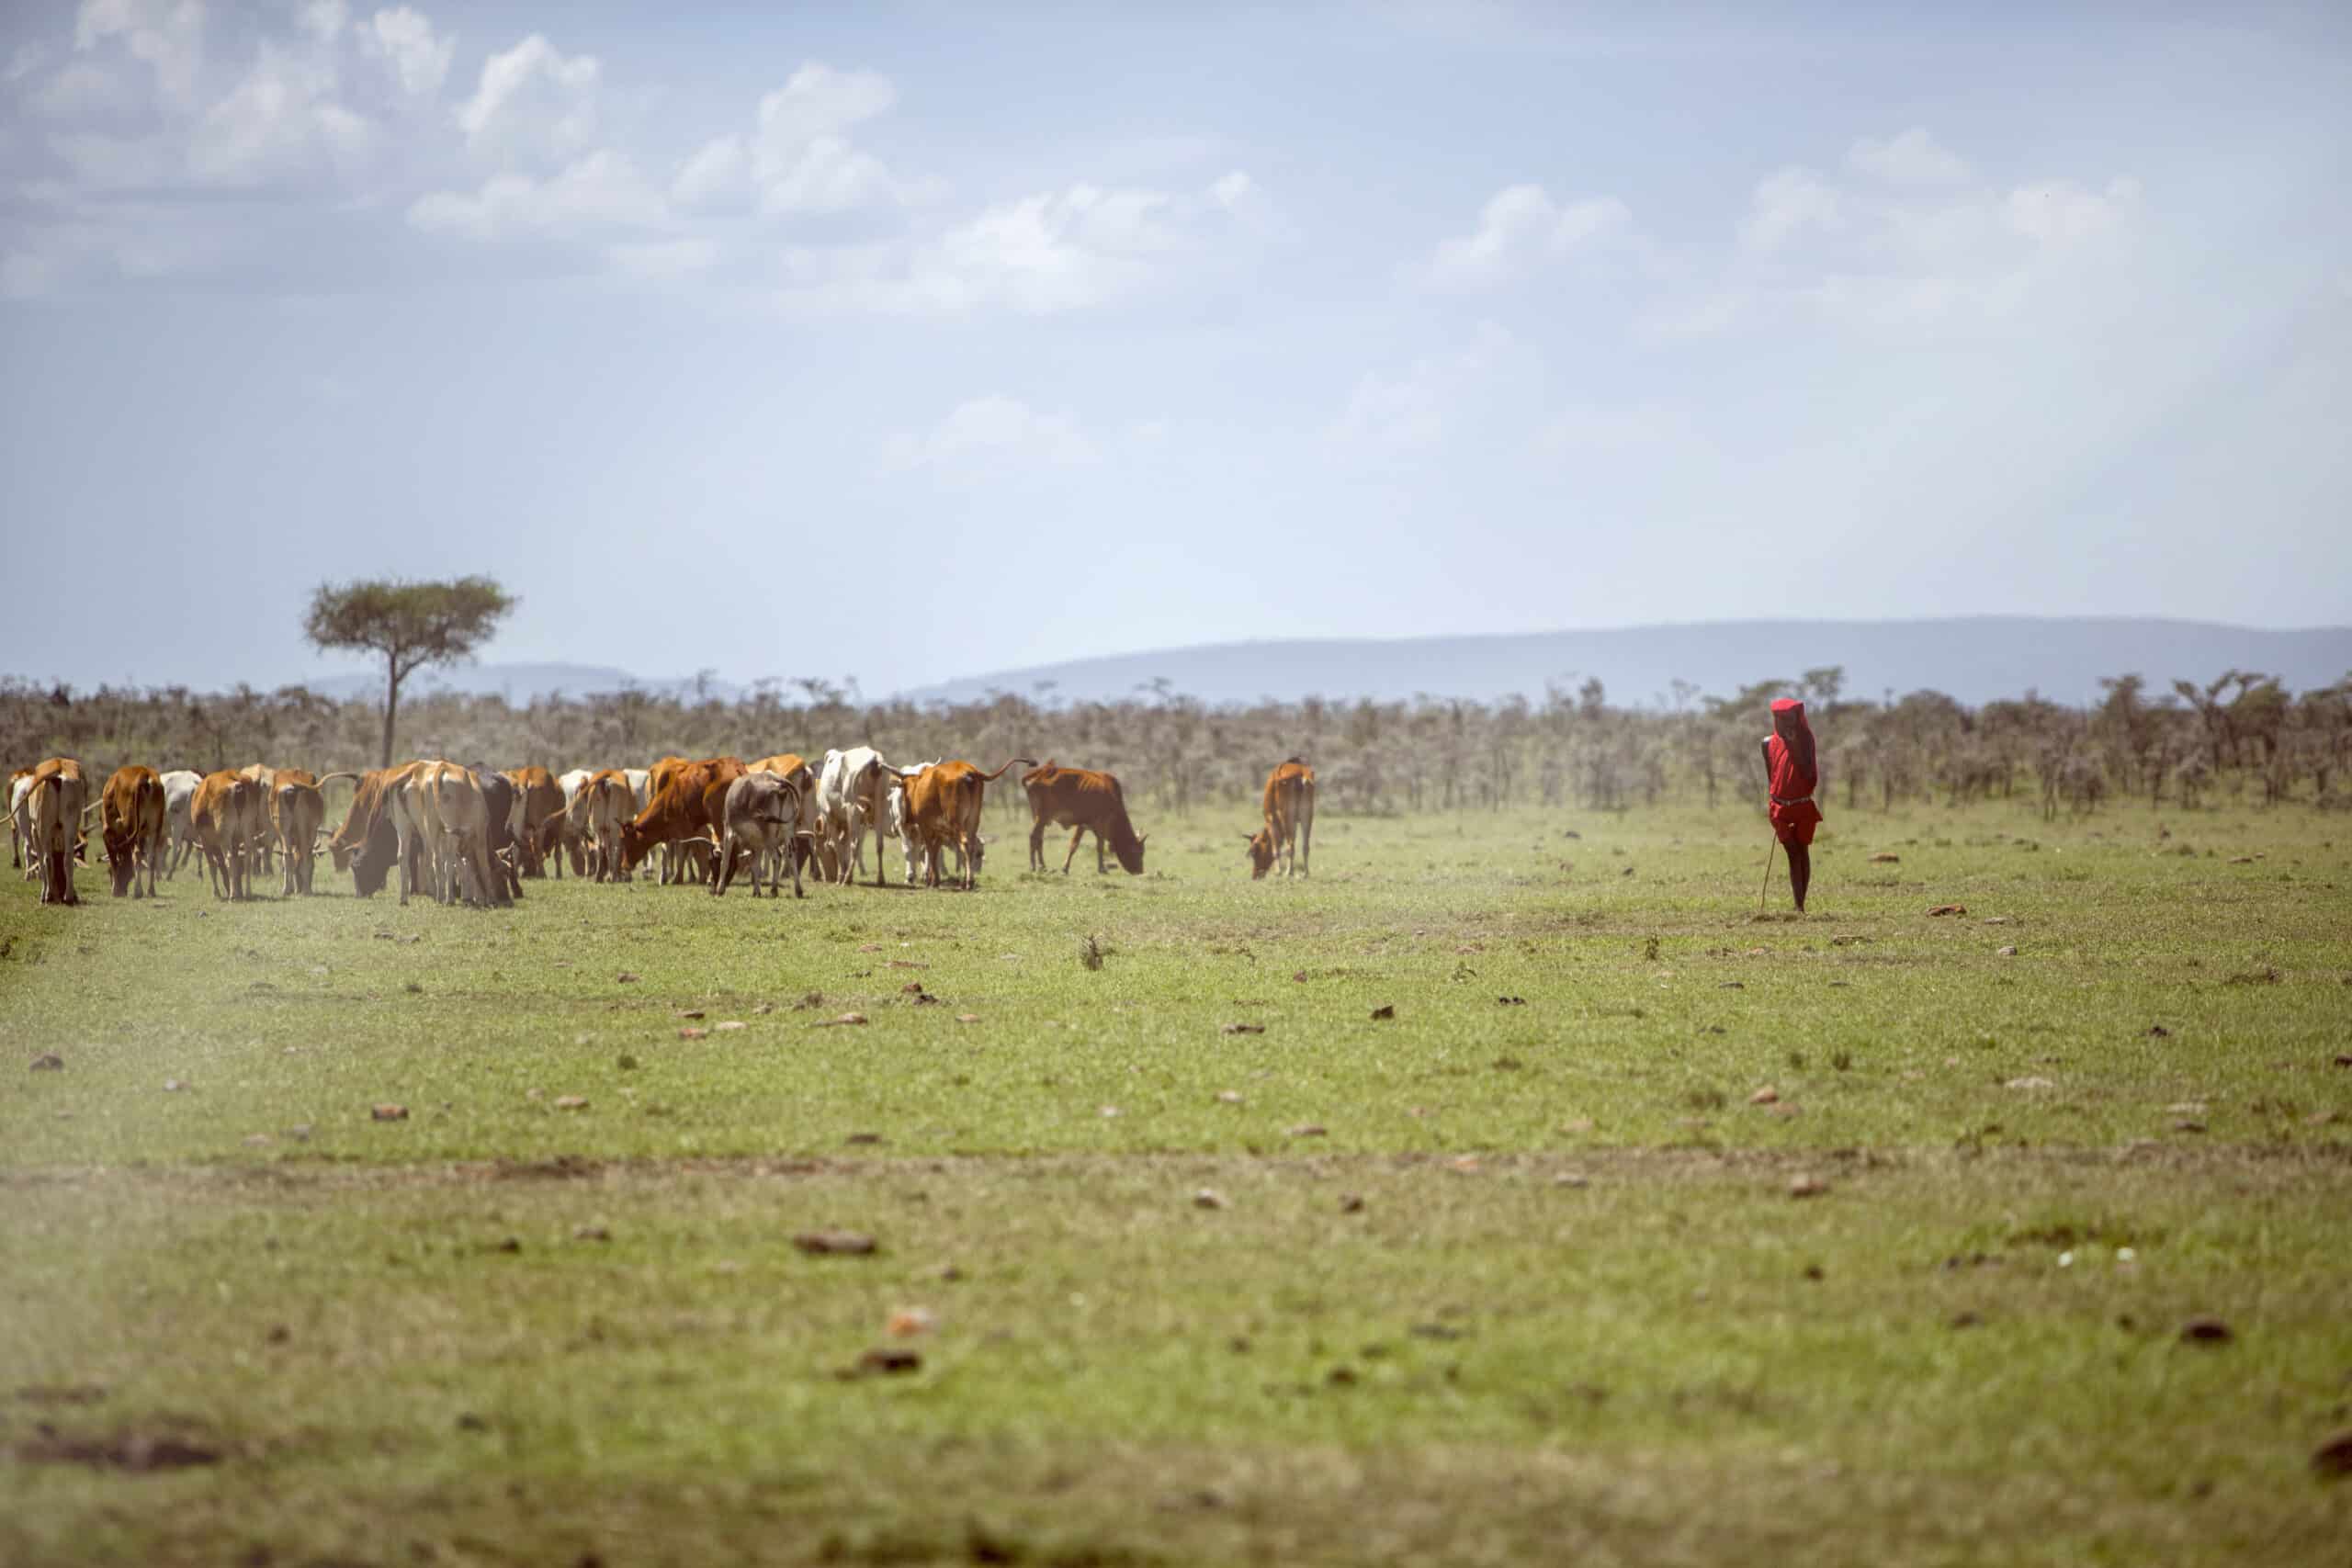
[5,1,2347,695]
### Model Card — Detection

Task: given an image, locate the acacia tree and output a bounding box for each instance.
[303,576,516,766]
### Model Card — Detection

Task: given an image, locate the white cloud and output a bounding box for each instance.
[361,6,454,98]
[782,171,1264,315]
[407,149,665,242]
[2004,177,2141,246]
[28,61,135,118]
[1427,183,1633,289]
[6,41,52,85]
[882,394,1100,475]
[74,0,206,112]
[669,132,747,209]
[44,129,177,188]
[1327,322,1517,457]
[1847,128,1969,186]
[608,236,719,279]
[456,33,599,165]
[297,1,347,46]
[671,62,919,217]
[187,41,372,187]
[1739,165,1840,253]
[1534,401,1695,457]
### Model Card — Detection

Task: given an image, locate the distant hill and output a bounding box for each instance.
[279,621,2352,711]
[897,618,2352,709]
[302,663,742,705]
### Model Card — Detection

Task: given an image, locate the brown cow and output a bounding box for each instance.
[1245,758,1316,879]
[190,768,264,900]
[101,764,168,898]
[26,758,88,906]
[326,764,421,897]
[893,757,1035,890]
[1023,761,1147,874]
[505,766,564,877]
[619,757,745,882]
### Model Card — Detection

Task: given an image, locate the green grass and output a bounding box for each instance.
[3,798,2348,1565]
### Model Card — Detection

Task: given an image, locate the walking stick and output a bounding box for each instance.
[1758,836,1777,912]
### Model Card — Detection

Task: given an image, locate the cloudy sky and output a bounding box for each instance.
[3,0,2347,695]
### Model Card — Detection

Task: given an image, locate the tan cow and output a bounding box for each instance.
[25,758,88,906]
[190,769,264,900]
[748,752,821,876]
[100,764,168,898]
[568,769,639,882]
[1023,761,1147,874]
[268,768,328,896]
[1245,758,1316,879]
[395,761,506,907]
[893,757,1035,890]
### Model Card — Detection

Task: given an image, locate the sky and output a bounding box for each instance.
[2,0,2347,697]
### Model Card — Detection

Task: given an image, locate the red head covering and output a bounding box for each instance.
[1770,698,1816,780]
[1766,699,1822,845]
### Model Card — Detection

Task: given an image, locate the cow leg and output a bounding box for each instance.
[1060,826,1087,874]
[713,831,733,897]
[1096,831,1108,874]
[1030,818,1047,873]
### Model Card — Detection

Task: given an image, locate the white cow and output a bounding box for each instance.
[8,770,34,880]
[815,747,916,886]
[888,761,945,886]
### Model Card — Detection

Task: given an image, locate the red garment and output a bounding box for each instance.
[1767,698,1822,847]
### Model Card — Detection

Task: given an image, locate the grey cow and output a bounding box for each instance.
[713,771,806,899]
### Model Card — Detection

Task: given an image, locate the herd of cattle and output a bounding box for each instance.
[7,750,1320,908]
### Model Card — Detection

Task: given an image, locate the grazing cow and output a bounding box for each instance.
[326,764,422,897]
[1022,761,1148,874]
[619,757,745,882]
[889,761,944,886]
[190,769,264,901]
[569,769,639,882]
[548,767,597,877]
[505,767,564,877]
[237,764,282,874]
[101,764,168,898]
[815,746,915,886]
[894,757,1035,891]
[266,769,328,897]
[6,765,29,873]
[749,753,823,877]
[160,769,203,877]
[1245,758,1316,879]
[470,766,526,901]
[25,758,88,906]
[389,761,503,907]
[713,771,806,899]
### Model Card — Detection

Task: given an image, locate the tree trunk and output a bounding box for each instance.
[380,662,400,768]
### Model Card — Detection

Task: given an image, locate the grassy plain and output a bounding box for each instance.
[2,795,2348,1565]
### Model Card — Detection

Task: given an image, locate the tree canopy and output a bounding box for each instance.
[303,576,515,765]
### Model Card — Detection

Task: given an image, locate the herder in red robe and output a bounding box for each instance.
[1761,698,1823,911]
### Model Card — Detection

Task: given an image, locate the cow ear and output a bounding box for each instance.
[1136,835,1148,848]
[978,834,990,845]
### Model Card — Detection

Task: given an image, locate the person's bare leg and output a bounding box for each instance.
[1788,843,1810,912]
